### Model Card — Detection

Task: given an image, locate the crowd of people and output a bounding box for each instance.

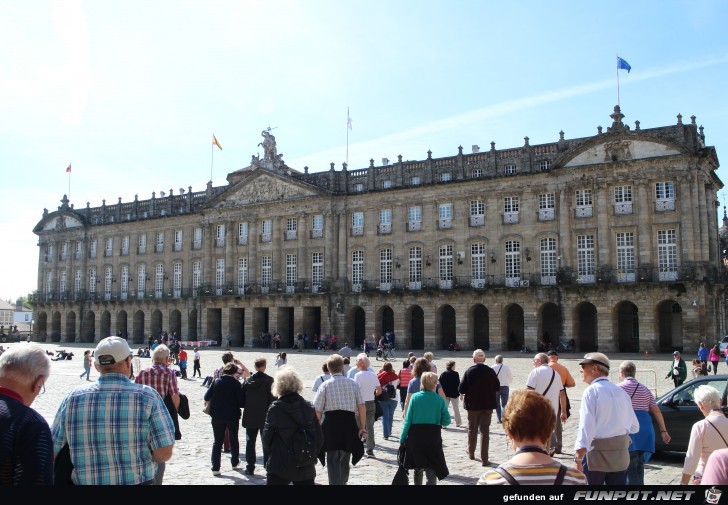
[4,336,728,487]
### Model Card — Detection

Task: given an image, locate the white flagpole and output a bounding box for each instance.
[68,166,71,197]
[616,53,620,108]
[210,135,214,182]
[346,107,350,167]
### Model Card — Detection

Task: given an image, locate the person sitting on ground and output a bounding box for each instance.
[478,389,587,485]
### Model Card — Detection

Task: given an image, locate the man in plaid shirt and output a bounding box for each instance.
[135,344,180,484]
[51,337,175,485]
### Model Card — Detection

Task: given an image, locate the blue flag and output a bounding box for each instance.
[617,57,631,73]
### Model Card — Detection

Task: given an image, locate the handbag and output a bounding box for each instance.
[178,393,190,420]
[203,381,215,416]
[392,443,409,485]
[54,444,74,486]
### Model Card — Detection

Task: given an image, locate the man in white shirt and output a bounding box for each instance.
[574,352,639,485]
[526,352,567,455]
[490,355,512,424]
[353,354,381,457]
[339,343,352,358]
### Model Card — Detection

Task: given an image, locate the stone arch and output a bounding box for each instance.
[65,311,77,342]
[151,309,163,337]
[538,302,560,348]
[574,302,598,352]
[37,312,48,341]
[133,310,145,343]
[436,304,456,351]
[101,310,111,337]
[656,299,684,353]
[406,305,425,350]
[82,311,96,343]
[187,309,198,341]
[615,301,640,352]
[505,304,525,351]
[470,304,489,350]
[170,309,182,338]
[375,306,394,337]
[116,310,128,339]
[51,311,62,342]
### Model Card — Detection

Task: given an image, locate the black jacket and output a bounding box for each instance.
[242,371,275,429]
[262,393,323,482]
[204,375,245,422]
[438,370,461,398]
[402,424,449,480]
[458,362,499,411]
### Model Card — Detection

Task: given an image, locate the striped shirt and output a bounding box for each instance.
[398,367,413,388]
[478,461,587,485]
[618,377,656,412]
[135,363,179,398]
[313,373,363,413]
[51,373,176,485]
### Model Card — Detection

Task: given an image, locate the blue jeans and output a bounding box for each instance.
[379,399,398,439]
[245,427,269,471]
[326,450,351,485]
[626,450,644,485]
[494,386,510,422]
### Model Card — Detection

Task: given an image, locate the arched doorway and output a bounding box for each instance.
[539,302,560,349]
[37,312,48,341]
[351,307,366,348]
[82,311,96,343]
[51,311,61,342]
[408,305,425,350]
[575,302,598,352]
[117,311,128,339]
[471,304,489,350]
[505,304,525,351]
[133,310,145,343]
[65,311,77,342]
[616,301,640,352]
[437,305,456,350]
[151,310,163,337]
[657,300,683,353]
[376,306,394,337]
[187,309,198,341]
[170,309,182,338]
[101,310,111,337]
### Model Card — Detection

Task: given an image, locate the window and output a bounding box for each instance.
[237,259,248,295]
[471,168,483,179]
[45,271,53,297]
[138,234,146,254]
[104,266,113,300]
[504,164,517,175]
[105,237,113,257]
[409,247,422,289]
[74,269,81,293]
[60,241,68,261]
[408,206,422,231]
[312,252,323,292]
[137,265,146,297]
[658,229,678,280]
[261,256,271,291]
[410,176,421,186]
[261,220,272,242]
[121,266,129,299]
[352,251,364,292]
[354,183,364,192]
[155,232,164,253]
[577,235,596,283]
[89,240,97,258]
[174,230,183,252]
[192,262,201,292]
[616,232,636,282]
[438,203,453,229]
[173,262,182,297]
[540,238,557,285]
[215,224,225,247]
[614,185,633,215]
[311,215,324,238]
[382,180,392,189]
[352,212,364,236]
[504,196,519,224]
[539,193,555,221]
[380,248,393,290]
[75,241,84,259]
[471,243,486,286]
[88,267,97,294]
[440,172,451,182]
[238,222,248,245]
[44,243,53,262]
[286,254,297,292]
[540,160,551,171]
[470,200,485,227]
[505,241,521,286]
[121,236,130,256]
[193,228,202,249]
[155,264,165,298]
[379,209,392,234]
[575,189,593,218]
[439,244,453,289]
[286,217,297,240]
[215,259,225,295]
[59,270,67,295]
[655,181,676,211]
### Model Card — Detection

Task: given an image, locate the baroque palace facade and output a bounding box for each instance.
[32,106,727,353]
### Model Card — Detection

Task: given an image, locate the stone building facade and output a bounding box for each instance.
[32,107,727,353]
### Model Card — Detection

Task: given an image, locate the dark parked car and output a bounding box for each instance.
[652,375,728,453]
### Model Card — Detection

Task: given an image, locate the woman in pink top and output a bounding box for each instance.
[681,385,728,484]
[709,345,721,375]
[397,359,414,411]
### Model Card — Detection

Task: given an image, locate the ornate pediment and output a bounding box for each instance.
[37,212,84,232]
[212,172,322,208]
[563,139,682,168]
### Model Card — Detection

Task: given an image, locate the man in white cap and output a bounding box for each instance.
[51,336,176,485]
[574,352,639,485]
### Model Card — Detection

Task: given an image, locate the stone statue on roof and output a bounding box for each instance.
[258,128,278,161]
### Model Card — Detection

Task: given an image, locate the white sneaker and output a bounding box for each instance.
[212,470,221,476]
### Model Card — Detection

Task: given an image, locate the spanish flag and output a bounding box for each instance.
[212,135,223,150]
[66,164,72,173]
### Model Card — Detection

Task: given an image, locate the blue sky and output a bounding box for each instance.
[2,0,728,303]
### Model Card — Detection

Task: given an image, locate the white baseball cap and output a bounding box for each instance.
[94,336,132,365]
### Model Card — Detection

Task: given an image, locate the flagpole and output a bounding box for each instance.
[210,135,214,182]
[346,107,350,167]
[616,53,620,108]
[68,165,71,197]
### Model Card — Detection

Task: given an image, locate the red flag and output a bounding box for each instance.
[66,164,72,173]
[212,135,222,151]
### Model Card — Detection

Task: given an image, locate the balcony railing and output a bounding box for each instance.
[470,215,484,227]
[310,228,323,239]
[438,218,452,230]
[155,244,164,253]
[575,205,593,218]
[378,223,392,235]
[655,199,675,212]
[192,240,202,250]
[614,202,633,215]
[407,221,421,232]
[539,208,555,221]
[173,243,182,252]
[285,230,297,240]
[351,226,363,237]
[503,212,519,224]
[261,233,271,243]
[215,238,225,247]
[238,236,248,245]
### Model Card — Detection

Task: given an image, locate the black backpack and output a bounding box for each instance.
[284,400,323,468]
[382,383,397,400]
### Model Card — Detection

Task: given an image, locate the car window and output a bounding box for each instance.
[671,380,726,406]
